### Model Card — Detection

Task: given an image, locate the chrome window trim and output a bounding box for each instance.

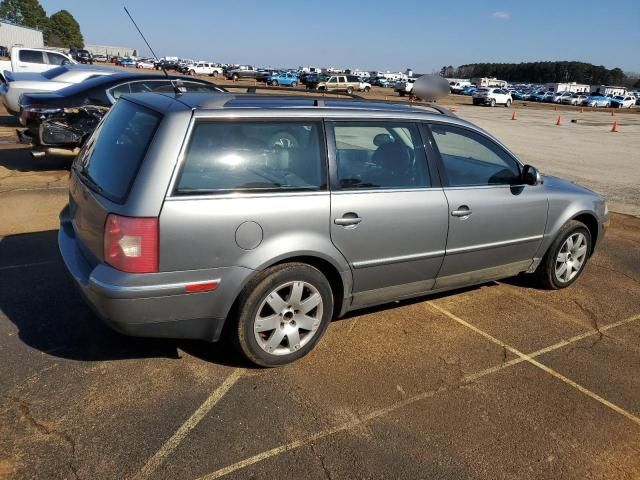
[165,190,330,201]
[446,234,544,255]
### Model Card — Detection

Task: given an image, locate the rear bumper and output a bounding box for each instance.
[58,207,254,342]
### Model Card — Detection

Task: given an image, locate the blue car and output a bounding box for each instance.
[582,94,612,108]
[530,91,547,102]
[118,57,137,67]
[267,72,300,87]
[461,85,477,95]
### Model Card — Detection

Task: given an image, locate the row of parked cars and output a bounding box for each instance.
[459,84,638,109]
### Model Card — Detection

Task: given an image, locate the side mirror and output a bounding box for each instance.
[62,59,70,65]
[521,164,542,186]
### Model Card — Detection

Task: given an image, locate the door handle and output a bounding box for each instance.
[451,206,472,217]
[334,213,362,226]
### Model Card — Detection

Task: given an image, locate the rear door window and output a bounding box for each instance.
[74,100,161,202]
[175,121,326,194]
[330,122,430,189]
[19,49,45,64]
[46,52,68,65]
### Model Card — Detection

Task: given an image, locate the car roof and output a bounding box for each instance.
[54,72,218,95]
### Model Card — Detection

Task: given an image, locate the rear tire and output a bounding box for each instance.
[234,263,334,367]
[346,86,354,95]
[364,86,370,92]
[536,220,592,290]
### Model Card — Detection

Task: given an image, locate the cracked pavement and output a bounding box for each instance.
[1,102,639,480]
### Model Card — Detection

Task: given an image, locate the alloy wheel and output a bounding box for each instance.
[253,281,323,356]
[554,232,588,283]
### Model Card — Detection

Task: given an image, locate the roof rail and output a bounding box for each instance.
[201,84,455,116]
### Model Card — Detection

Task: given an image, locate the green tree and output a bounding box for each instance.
[0,0,48,31]
[45,10,83,48]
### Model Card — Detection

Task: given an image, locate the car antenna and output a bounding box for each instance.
[123,6,183,94]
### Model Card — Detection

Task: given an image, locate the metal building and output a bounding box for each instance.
[85,44,137,58]
[0,19,44,50]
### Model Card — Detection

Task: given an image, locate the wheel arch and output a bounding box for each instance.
[571,212,599,255]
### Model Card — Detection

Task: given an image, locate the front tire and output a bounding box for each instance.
[490,99,496,107]
[505,99,512,107]
[536,220,592,289]
[234,263,334,367]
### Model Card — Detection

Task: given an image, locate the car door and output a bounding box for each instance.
[17,49,48,72]
[426,122,548,289]
[327,120,449,308]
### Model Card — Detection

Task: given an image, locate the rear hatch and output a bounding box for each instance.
[69,99,162,266]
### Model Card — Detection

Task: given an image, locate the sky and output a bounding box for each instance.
[41,0,640,73]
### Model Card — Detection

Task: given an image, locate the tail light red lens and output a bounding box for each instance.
[104,214,158,273]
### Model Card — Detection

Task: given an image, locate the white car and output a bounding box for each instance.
[0,64,117,115]
[186,62,224,77]
[610,95,636,109]
[561,93,588,105]
[394,78,416,96]
[136,59,155,69]
[472,87,512,107]
[0,47,76,79]
[358,79,372,92]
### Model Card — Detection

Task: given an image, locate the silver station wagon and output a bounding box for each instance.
[59,93,609,366]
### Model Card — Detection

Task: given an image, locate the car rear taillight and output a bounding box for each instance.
[104,214,158,273]
[20,105,62,122]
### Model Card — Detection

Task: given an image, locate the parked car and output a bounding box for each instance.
[561,93,588,105]
[57,93,608,366]
[304,73,330,90]
[17,73,225,157]
[529,91,546,102]
[394,78,416,97]
[541,92,557,103]
[267,72,300,87]
[225,65,266,81]
[1,64,117,115]
[472,88,512,107]
[609,95,635,109]
[69,48,93,64]
[449,81,471,94]
[582,94,611,108]
[93,54,108,62]
[552,91,573,103]
[155,59,180,71]
[135,59,155,69]
[0,47,76,80]
[358,79,372,92]
[118,57,137,67]
[315,75,361,94]
[460,85,477,96]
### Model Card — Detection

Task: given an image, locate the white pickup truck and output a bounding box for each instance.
[186,61,224,77]
[0,47,76,81]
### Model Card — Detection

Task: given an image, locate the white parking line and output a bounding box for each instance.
[131,368,244,480]
[193,312,640,480]
[428,302,640,426]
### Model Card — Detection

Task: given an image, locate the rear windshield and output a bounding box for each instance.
[74,100,161,203]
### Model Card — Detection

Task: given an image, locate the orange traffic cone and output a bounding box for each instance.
[611,121,619,133]
[555,115,562,126]
[511,111,517,120]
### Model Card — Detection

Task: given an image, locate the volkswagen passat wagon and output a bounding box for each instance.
[59,93,609,366]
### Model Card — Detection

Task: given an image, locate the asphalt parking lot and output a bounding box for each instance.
[1,100,639,480]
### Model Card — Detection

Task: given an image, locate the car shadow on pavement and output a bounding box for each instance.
[0,147,71,172]
[0,230,247,367]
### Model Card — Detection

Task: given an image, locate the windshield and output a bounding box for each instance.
[74,100,161,203]
[42,66,70,79]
